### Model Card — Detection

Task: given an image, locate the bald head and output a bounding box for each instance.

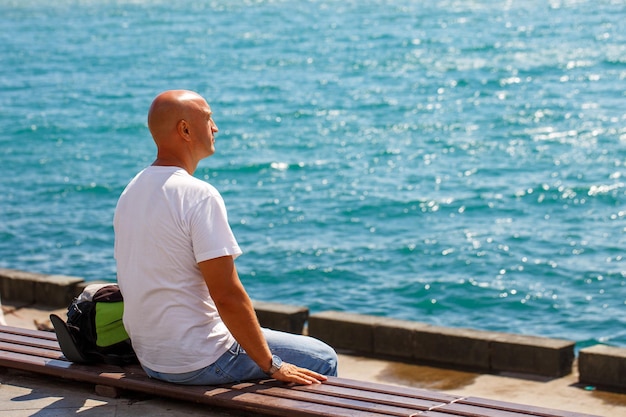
[147,90,218,174]
[148,90,206,142]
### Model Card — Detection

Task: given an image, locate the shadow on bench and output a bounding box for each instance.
[0,325,599,417]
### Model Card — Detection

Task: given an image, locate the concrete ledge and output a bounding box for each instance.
[579,345,626,391]
[0,268,84,307]
[309,310,574,377]
[252,300,309,334]
[490,333,574,378]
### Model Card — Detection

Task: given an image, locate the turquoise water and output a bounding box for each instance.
[1,0,625,348]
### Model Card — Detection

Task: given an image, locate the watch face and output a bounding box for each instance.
[267,354,283,375]
[272,355,282,368]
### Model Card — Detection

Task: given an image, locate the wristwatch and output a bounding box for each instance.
[266,354,283,375]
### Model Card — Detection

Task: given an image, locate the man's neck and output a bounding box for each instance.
[152,157,196,175]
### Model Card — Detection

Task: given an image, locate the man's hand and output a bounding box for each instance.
[270,362,328,385]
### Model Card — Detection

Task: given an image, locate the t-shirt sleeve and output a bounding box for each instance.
[188,193,242,263]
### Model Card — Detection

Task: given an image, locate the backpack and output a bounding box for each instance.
[50,283,138,366]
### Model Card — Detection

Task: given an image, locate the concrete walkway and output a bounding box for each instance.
[2,302,625,416]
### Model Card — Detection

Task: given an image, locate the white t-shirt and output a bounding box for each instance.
[114,166,241,374]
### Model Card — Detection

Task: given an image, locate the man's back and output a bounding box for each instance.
[114,166,240,374]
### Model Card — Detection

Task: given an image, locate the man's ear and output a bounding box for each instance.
[177,119,191,141]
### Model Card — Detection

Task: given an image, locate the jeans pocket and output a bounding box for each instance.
[204,364,234,385]
[227,341,241,356]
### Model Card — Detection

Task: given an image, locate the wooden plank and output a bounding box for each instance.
[0,341,64,360]
[430,400,602,417]
[435,402,545,417]
[0,332,61,351]
[288,382,447,410]
[0,325,59,341]
[0,349,112,379]
[324,377,461,403]
[458,397,598,417]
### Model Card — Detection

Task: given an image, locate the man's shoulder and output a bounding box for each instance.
[167,173,224,207]
[178,173,219,194]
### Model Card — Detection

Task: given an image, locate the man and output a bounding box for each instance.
[114,90,337,385]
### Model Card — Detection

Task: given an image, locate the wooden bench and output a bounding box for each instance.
[0,325,599,417]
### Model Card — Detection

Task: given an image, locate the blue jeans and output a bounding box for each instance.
[142,328,338,385]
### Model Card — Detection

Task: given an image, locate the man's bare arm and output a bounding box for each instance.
[198,256,327,385]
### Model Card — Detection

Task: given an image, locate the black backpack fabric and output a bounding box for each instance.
[51,283,138,366]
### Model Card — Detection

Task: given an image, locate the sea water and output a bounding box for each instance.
[1,0,625,348]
